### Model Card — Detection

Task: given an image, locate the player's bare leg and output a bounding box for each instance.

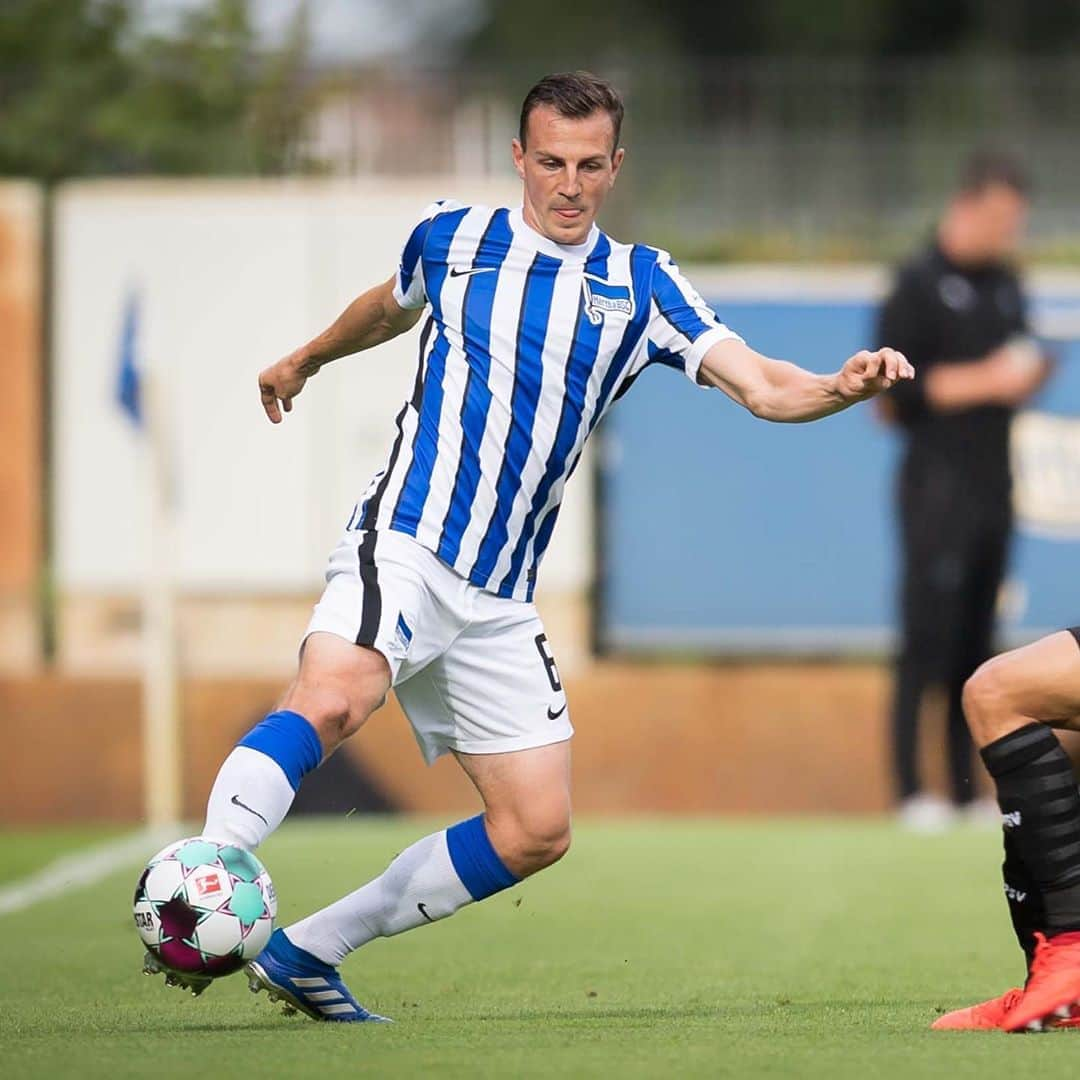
[933,630,1080,1032]
[252,740,571,1022]
[453,741,572,877]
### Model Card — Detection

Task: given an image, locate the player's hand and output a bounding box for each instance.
[836,348,914,402]
[258,349,319,423]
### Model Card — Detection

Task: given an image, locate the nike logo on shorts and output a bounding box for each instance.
[417,902,433,922]
[449,266,497,278]
[230,794,269,826]
[547,703,567,720]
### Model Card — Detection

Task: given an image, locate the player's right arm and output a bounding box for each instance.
[259,276,422,423]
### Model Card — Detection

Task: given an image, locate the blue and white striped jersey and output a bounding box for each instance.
[352,201,742,602]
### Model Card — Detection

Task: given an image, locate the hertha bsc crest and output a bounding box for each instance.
[582,276,634,326]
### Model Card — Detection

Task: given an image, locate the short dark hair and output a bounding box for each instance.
[958,148,1031,197]
[519,71,624,154]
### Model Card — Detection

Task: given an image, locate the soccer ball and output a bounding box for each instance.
[133,836,276,978]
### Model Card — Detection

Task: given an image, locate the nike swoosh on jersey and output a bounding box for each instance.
[547,703,568,720]
[449,266,497,277]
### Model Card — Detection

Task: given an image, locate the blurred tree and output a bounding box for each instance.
[0,0,318,180]
[96,0,316,174]
[0,0,131,179]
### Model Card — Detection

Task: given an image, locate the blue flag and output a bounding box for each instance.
[115,290,142,426]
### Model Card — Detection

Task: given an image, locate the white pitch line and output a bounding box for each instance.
[0,826,178,917]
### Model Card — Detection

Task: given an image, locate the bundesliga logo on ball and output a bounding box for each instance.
[133,837,276,989]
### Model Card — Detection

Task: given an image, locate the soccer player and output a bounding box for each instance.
[933,628,1080,1032]
[164,72,912,1021]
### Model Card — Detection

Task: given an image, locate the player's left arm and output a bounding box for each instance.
[697,338,914,423]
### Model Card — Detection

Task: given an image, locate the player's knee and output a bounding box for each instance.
[498,810,572,874]
[280,679,383,753]
[963,658,1017,746]
[532,816,572,867]
[285,637,391,749]
[279,682,349,749]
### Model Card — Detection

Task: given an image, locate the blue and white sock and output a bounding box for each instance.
[203,710,322,850]
[284,815,518,965]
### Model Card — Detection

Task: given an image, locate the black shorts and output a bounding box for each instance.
[1069,627,1080,650]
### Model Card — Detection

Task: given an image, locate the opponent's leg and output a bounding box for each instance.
[203,632,390,850]
[955,522,1038,958]
[962,630,1080,1030]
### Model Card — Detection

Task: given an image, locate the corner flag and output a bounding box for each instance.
[116,290,142,426]
[112,285,181,827]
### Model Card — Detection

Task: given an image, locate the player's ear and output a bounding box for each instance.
[511,138,527,181]
[609,147,625,187]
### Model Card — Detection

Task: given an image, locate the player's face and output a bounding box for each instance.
[969,183,1028,259]
[512,105,624,246]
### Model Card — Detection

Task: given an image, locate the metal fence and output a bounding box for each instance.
[305,56,1080,257]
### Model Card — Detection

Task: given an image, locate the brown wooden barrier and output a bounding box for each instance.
[1,663,995,823]
[0,183,43,671]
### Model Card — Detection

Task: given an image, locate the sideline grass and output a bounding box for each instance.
[0,818,1071,1078]
[0,826,129,886]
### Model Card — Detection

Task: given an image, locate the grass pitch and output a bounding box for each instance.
[0,817,1074,1078]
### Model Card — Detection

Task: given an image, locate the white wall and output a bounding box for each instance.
[53,178,595,598]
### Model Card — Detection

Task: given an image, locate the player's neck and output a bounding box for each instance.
[520,200,594,249]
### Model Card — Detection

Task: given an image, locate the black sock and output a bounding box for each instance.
[1002,829,1046,969]
[981,723,1080,935]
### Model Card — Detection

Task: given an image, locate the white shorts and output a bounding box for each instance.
[305,527,572,764]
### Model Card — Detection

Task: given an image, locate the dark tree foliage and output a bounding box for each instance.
[0,0,315,180]
[467,0,1080,63]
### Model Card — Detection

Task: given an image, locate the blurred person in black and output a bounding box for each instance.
[878,150,1051,831]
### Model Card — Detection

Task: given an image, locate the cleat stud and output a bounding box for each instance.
[1055,1005,1072,1019]
[281,1003,296,1016]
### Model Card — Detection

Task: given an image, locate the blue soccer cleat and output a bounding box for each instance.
[244,928,391,1023]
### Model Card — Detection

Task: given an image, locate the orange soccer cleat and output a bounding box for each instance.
[1001,932,1080,1033]
[931,987,1023,1030]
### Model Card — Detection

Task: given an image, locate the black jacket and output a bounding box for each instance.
[877,240,1028,499]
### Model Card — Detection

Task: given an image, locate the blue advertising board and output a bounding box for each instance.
[597,282,1080,655]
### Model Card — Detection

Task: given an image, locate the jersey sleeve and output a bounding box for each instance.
[645,251,743,385]
[391,200,460,310]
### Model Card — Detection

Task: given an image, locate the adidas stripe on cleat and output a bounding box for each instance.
[244,928,391,1023]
